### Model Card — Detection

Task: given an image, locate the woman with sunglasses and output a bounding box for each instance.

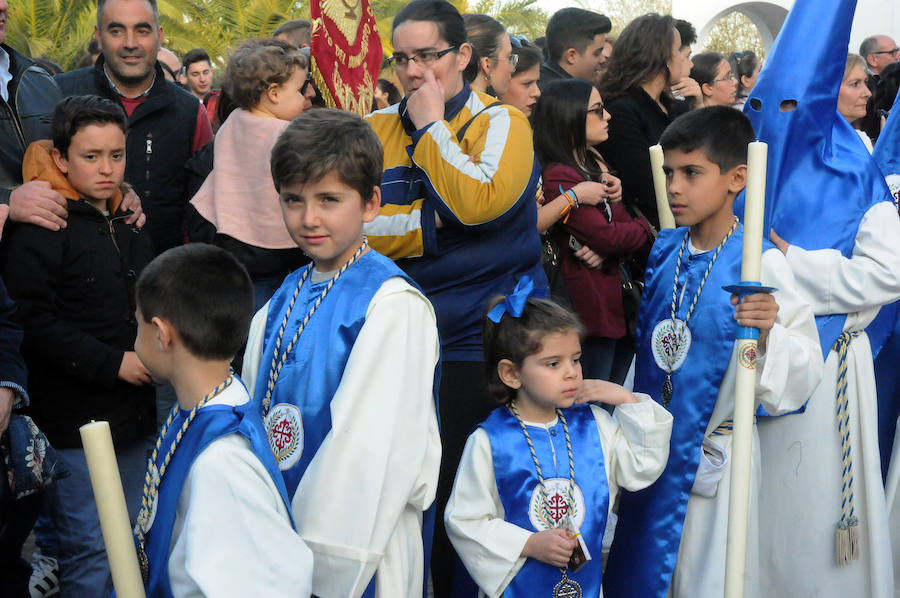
[596,13,690,231]
[728,50,761,110]
[365,2,544,595]
[463,14,516,97]
[533,79,654,384]
[187,39,316,309]
[690,52,738,107]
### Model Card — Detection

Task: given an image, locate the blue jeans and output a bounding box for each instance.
[581,335,635,385]
[34,438,148,598]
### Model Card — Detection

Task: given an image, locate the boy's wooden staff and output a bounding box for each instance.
[649,144,676,230]
[722,142,772,598]
[80,421,147,598]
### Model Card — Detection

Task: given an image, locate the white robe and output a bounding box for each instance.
[243,276,442,598]
[668,246,824,598]
[168,382,314,597]
[758,201,900,598]
[445,397,673,598]
[889,431,900,598]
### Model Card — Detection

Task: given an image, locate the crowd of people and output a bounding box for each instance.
[0,0,899,596]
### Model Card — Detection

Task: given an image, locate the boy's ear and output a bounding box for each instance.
[51,147,68,174]
[497,359,522,390]
[151,316,177,352]
[727,164,748,193]
[563,47,578,66]
[362,186,381,223]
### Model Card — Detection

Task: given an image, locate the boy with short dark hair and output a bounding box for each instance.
[602,106,823,598]
[0,94,155,597]
[242,108,441,598]
[132,243,312,596]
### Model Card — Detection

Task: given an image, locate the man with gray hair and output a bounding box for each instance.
[860,34,899,76]
[274,18,312,48]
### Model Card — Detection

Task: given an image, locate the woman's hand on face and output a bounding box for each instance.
[406,70,446,130]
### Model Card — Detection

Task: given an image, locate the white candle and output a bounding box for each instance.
[80,421,146,598]
[741,142,768,281]
[649,144,676,230]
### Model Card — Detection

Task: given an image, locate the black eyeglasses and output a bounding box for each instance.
[587,103,606,117]
[388,46,457,69]
[871,47,900,57]
[300,72,314,95]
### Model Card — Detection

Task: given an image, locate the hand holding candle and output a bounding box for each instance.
[80,421,146,598]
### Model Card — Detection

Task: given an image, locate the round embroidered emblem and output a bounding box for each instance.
[651,319,692,373]
[265,403,304,471]
[528,478,586,531]
[738,341,757,370]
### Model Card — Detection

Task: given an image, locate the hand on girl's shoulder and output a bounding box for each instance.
[575,379,638,406]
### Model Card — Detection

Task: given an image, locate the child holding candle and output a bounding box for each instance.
[444,284,673,597]
[602,106,823,598]
[132,243,312,596]
[0,95,155,597]
[240,108,441,598]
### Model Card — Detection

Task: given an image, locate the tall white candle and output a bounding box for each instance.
[649,144,676,229]
[741,142,768,281]
[80,421,146,598]
[724,141,769,598]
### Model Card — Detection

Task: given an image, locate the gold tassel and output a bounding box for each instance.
[836,522,851,566]
[848,517,860,561]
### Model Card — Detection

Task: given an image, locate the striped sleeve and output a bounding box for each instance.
[365,199,428,259]
[412,104,535,227]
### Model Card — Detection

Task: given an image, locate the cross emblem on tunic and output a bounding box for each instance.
[271,419,294,450]
[547,492,569,524]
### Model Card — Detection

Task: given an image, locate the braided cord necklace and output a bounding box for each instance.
[654,217,738,406]
[508,401,582,598]
[134,370,235,583]
[261,239,368,415]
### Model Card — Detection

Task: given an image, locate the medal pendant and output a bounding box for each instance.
[651,319,692,373]
[137,543,149,585]
[552,571,582,598]
[662,375,673,406]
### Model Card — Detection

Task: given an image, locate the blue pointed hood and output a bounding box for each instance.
[737,0,893,356]
[873,91,900,204]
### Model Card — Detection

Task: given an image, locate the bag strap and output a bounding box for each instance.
[631,204,659,240]
[456,101,504,142]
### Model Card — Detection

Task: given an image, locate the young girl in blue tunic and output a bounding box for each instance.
[444,280,672,597]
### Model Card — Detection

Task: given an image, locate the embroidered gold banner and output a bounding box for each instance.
[310,0,382,115]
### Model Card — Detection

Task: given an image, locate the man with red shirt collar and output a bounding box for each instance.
[55,0,212,254]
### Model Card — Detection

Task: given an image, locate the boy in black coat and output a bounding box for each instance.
[0,95,154,597]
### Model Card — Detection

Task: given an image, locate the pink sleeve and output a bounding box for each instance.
[192,105,214,153]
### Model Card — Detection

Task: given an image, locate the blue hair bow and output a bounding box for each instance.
[487,276,536,323]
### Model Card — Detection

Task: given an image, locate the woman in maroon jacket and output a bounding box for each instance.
[533,79,654,383]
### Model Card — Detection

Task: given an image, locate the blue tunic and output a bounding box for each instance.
[479,405,608,597]
[142,382,292,598]
[604,226,744,598]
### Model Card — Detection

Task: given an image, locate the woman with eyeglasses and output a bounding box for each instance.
[533,79,654,384]
[365,2,544,595]
[186,38,315,310]
[499,35,542,117]
[462,14,516,97]
[690,52,738,108]
[728,50,761,110]
[596,13,690,231]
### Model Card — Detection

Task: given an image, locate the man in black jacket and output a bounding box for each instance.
[0,0,144,240]
[55,0,212,254]
[539,8,612,88]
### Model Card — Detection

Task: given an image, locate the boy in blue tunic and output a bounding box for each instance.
[445,286,673,597]
[603,107,822,598]
[133,244,312,597]
[241,109,442,598]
